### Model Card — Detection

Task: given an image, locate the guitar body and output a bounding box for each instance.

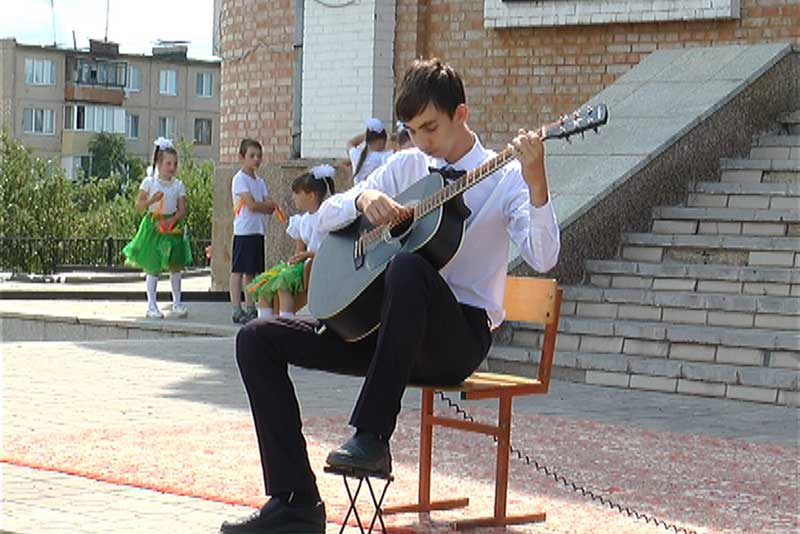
[308,172,470,341]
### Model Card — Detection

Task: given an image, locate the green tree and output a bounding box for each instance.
[0,130,76,272]
[87,132,129,179]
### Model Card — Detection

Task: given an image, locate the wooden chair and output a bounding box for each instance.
[383,276,563,530]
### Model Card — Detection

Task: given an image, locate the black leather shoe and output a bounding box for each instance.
[219,498,326,533]
[325,433,392,474]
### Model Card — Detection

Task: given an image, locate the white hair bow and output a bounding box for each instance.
[364,118,385,133]
[396,120,408,133]
[311,164,336,180]
[153,137,174,150]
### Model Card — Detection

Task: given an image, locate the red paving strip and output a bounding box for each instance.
[2,411,797,534]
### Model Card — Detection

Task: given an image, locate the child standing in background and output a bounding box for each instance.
[346,118,393,184]
[247,164,335,319]
[123,137,192,319]
[230,139,276,324]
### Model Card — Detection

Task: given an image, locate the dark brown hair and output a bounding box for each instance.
[354,128,388,178]
[239,138,263,157]
[152,144,178,173]
[291,172,336,205]
[395,58,466,123]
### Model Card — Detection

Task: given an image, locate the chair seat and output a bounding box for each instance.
[433,372,546,400]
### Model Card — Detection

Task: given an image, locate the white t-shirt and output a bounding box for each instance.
[139,175,186,214]
[232,170,270,235]
[349,147,393,184]
[286,211,323,253]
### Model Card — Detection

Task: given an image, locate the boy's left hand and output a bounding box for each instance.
[509,128,546,189]
[509,128,549,207]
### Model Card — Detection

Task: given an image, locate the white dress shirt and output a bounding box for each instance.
[286,211,323,253]
[317,135,560,328]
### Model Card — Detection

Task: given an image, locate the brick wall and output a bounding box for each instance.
[214,0,799,288]
[217,0,296,166]
[220,0,799,162]
[417,0,799,149]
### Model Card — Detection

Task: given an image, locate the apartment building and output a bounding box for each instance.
[0,38,220,178]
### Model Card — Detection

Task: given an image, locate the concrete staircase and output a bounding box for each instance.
[493,111,800,406]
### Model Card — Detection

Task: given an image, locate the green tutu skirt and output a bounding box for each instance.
[123,215,193,275]
[246,261,305,302]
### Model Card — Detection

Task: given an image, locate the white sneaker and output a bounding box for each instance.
[145,308,164,319]
[169,303,188,318]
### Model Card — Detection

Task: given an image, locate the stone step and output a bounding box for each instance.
[778,111,800,134]
[719,158,800,184]
[620,233,800,267]
[753,134,800,147]
[720,158,800,172]
[687,181,800,210]
[561,286,800,330]
[488,348,798,405]
[651,207,800,236]
[584,260,800,296]
[654,207,800,222]
[750,133,800,161]
[512,315,800,355]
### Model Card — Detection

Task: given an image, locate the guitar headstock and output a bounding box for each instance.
[540,103,608,142]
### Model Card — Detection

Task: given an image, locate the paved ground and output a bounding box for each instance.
[1,282,798,533]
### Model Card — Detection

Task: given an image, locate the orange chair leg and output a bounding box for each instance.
[383,389,470,515]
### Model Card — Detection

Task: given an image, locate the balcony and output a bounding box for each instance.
[65,56,127,105]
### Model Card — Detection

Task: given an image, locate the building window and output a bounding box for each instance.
[126,113,139,139]
[194,118,212,145]
[23,108,55,135]
[126,66,141,92]
[196,72,213,97]
[24,58,56,85]
[159,69,177,95]
[159,116,176,138]
[63,104,125,133]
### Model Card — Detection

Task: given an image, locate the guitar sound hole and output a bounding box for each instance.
[390,216,413,239]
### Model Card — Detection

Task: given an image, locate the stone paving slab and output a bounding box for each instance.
[3,336,798,534]
[0,274,214,294]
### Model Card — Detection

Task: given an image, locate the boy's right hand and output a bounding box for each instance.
[357,190,410,226]
[149,191,164,205]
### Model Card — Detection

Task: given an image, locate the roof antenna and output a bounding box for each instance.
[50,0,57,46]
[104,0,110,42]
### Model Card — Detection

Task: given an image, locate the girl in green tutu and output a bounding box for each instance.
[123,137,193,319]
[247,164,336,319]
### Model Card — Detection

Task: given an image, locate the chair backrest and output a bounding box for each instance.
[503,276,559,326]
[502,276,562,390]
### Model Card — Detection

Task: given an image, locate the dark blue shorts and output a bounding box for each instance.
[232,234,265,275]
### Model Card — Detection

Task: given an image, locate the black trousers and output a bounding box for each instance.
[235,252,492,495]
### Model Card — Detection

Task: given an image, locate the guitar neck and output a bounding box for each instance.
[416,136,550,219]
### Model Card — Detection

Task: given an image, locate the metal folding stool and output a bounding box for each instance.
[324,465,394,534]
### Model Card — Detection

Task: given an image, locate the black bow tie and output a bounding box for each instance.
[429,166,466,182]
